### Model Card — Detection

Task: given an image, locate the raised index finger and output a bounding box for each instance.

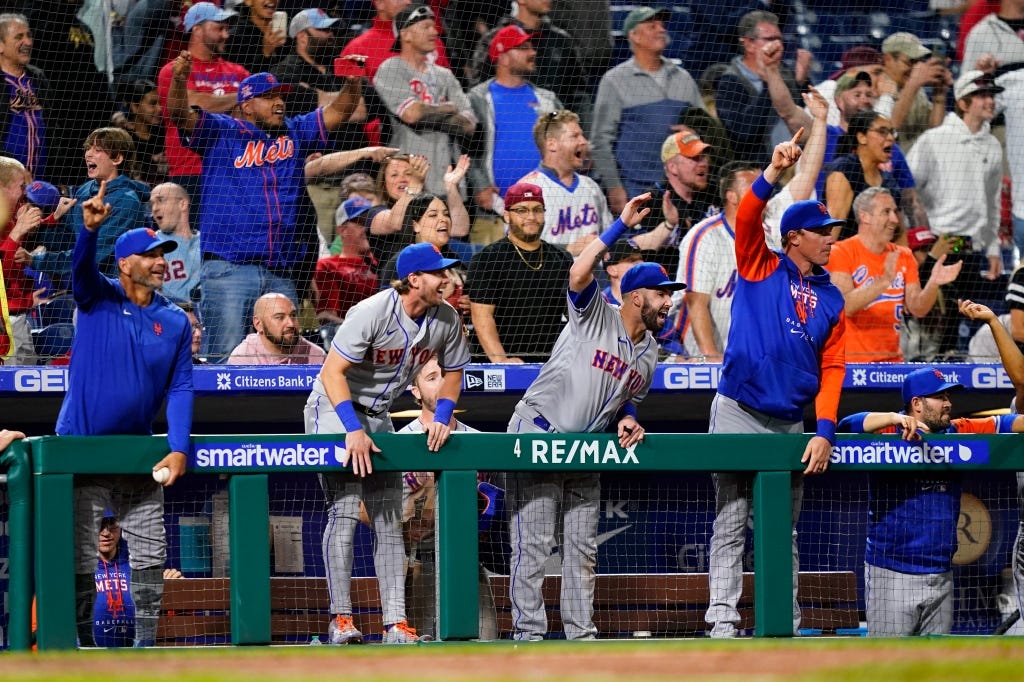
[790,127,805,145]
[94,179,107,203]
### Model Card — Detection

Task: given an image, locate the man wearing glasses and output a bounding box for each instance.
[705,133,847,638]
[879,32,951,151]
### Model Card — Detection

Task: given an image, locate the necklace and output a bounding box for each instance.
[511,242,543,271]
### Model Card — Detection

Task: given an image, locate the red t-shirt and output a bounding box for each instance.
[313,256,379,318]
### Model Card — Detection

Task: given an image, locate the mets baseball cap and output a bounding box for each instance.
[660,132,710,163]
[906,226,938,251]
[881,32,931,59]
[828,46,882,80]
[115,227,179,261]
[954,69,1005,100]
[335,195,373,226]
[396,242,460,279]
[779,200,844,236]
[289,8,339,38]
[622,6,670,34]
[605,239,643,266]
[25,180,61,212]
[489,25,538,62]
[620,262,685,294]
[834,70,873,97]
[184,2,237,32]
[901,367,962,405]
[504,182,544,208]
[237,72,293,103]
[392,3,434,52]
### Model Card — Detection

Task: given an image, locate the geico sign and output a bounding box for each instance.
[661,365,721,390]
[971,367,1012,390]
[13,368,68,392]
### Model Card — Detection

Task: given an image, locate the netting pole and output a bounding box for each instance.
[753,470,794,637]
[34,471,77,649]
[2,438,34,651]
[229,474,271,645]
[436,469,479,640]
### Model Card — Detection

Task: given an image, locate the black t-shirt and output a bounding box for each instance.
[464,238,573,361]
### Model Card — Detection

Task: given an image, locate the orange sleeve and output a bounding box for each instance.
[814,310,847,425]
[735,175,779,282]
[950,417,997,434]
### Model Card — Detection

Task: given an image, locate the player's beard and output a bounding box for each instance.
[265,329,299,350]
[919,401,951,433]
[640,297,666,333]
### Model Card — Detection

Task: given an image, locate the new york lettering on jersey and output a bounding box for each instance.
[373,345,435,367]
[591,348,645,393]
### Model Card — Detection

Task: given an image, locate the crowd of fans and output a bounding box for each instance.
[3,0,1024,365]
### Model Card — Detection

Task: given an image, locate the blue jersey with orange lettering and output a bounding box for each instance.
[839,412,1017,573]
[93,540,134,647]
[185,108,327,268]
[517,277,656,433]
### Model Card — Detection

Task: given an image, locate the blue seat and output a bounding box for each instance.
[31,323,75,359]
[29,294,76,330]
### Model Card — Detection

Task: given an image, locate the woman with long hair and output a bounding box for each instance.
[824,110,902,239]
[366,153,470,268]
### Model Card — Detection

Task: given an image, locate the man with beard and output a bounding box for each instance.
[468,24,561,244]
[505,192,683,640]
[705,133,846,639]
[271,8,344,114]
[157,2,248,219]
[838,361,1024,636]
[165,50,359,360]
[227,293,325,364]
[465,182,574,362]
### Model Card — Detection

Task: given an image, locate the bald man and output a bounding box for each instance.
[151,182,200,303]
[226,293,326,365]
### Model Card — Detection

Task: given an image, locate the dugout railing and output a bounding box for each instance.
[5,432,1024,650]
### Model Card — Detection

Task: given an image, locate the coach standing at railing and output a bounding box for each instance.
[58,181,193,648]
[705,132,847,639]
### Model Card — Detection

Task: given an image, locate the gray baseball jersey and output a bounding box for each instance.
[307,288,471,419]
[516,284,657,432]
[374,57,476,195]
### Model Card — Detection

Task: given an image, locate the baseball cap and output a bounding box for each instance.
[504,182,544,209]
[620,262,686,294]
[901,367,962,405]
[622,6,670,34]
[237,72,293,103]
[779,200,844,236]
[881,32,931,59]
[184,2,237,32]
[489,25,538,62]
[289,8,339,38]
[834,70,873,97]
[335,195,373,226]
[391,4,434,52]
[115,227,179,261]
[660,131,711,163]
[396,242,460,279]
[25,180,61,212]
[954,69,1005,100]
[828,46,882,80]
[605,239,643,266]
[906,226,938,251]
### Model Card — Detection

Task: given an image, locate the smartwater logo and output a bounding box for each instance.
[192,442,345,468]
[830,440,989,466]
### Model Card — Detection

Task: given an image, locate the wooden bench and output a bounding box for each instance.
[156,571,860,644]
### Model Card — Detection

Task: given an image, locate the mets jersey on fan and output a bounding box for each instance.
[517,281,656,432]
[519,167,612,248]
[185,108,327,268]
[309,288,471,414]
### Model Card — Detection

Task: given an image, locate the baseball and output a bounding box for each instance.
[152,467,171,484]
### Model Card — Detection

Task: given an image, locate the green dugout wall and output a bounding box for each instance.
[4,432,1023,650]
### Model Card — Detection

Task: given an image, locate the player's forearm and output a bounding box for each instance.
[569,237,607,292]
[988,314,1024,391]
[323,79,360,129]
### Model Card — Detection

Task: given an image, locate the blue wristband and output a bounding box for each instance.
[434,398,456,425]
[598,218,629,248]
[621,402,637,420]
[336,400,364,433]
[815,419,837,445]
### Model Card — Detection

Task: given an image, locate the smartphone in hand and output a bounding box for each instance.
[271,11,288,36]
